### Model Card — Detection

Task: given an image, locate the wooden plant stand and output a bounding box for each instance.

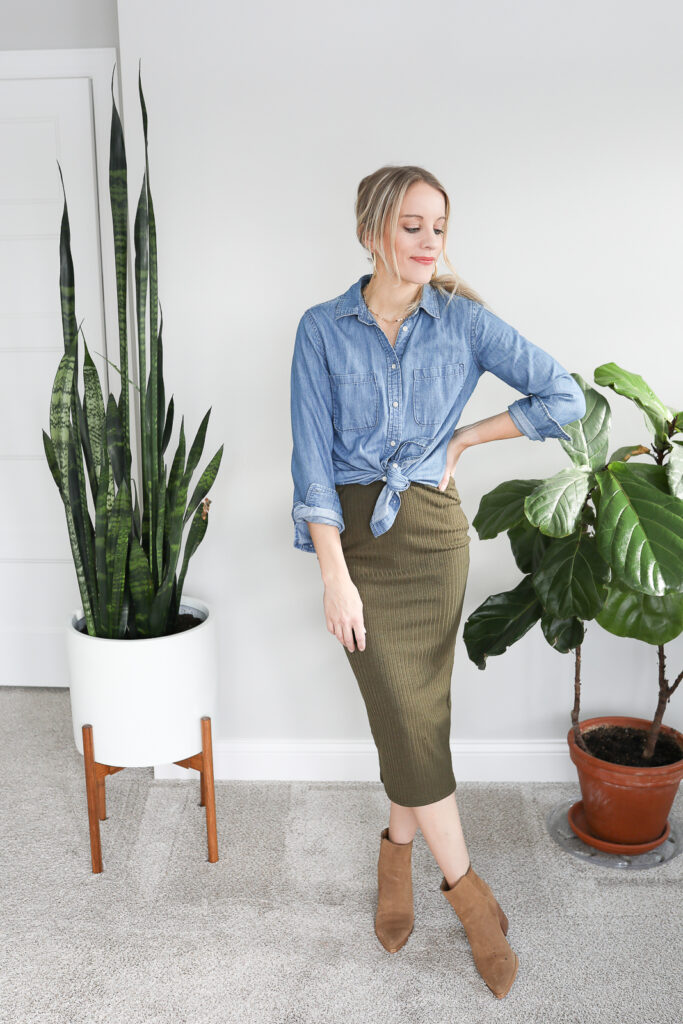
[81,715,219,874]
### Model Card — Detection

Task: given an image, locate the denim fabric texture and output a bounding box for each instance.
[290,273,586,553]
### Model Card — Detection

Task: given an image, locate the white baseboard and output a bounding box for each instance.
[154,738,577,783]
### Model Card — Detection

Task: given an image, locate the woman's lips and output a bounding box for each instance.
[411,257,434,264]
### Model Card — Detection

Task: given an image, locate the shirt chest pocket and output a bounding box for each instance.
[330,371,379,432]
[413,362,465,425]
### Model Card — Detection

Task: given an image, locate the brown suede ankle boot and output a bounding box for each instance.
[440,865,519,999]
[374,826,415,953]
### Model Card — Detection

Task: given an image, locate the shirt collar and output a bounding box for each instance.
[335,273,441,324]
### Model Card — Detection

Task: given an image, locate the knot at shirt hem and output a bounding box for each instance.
[370,463,411,538]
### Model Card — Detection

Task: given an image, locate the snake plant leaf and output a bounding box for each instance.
[161,395,174,455]
[608,444,650,464]
[532,532,609,619]
[108,66,131,467]
[594,362,675,444]
[507,516,551,574]
[157,302,166,452]
[558,374,611,470]
[472,479,544,540]
[128,538,154,637]
[57,162,77,354]
[595,460,683,595]
[104,393,126,489]
[67,419,99,634]
[154,466,166,589]
[82,335,106,496]
[524,467,592,538]
[42,430,61,490]
[666,440,683,499]
[95,449,110,629]
[177,501,209,603]
[183,409,212,488]
[463,576,542,670]
[540,613,585,653]
[49,337,77,494]
[105,478,131,637]
[184,445,224,526]
[596,578,683,645]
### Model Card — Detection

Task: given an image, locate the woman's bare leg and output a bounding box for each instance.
[388,801,418,843]
[409,790,470,887]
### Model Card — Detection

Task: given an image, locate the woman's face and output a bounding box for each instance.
[378,180,446,284]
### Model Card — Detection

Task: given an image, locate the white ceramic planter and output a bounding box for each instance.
[66,596,218,768]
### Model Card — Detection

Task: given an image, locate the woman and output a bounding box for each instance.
[289,165,585,999]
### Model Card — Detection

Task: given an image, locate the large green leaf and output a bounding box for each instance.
[463,576,542,670]
[594,362,674,443]
[558,374,611,470]
[472,479,543,540]
[596,579,683,645]
[595,461,683,595]
[532,532,609,619]
[507,517,551,574]
[540,614,585,653]
[666,440,683,499]
[524,467,592,538]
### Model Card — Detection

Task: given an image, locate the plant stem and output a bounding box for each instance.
[642,646,680,760]
[571,643,590,753]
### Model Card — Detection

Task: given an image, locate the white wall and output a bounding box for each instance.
[114,0,682,764]
[2,0,119,50]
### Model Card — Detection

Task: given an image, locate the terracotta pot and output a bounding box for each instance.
[567,715,683,845]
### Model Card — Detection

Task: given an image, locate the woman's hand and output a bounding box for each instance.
[437,428,470,491]
[323,574,366,652]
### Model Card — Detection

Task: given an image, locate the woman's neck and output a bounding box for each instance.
[363,274,422,321]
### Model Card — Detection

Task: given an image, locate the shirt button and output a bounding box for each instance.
[391,363,396,369]
[381,475,386,482]
[390,440,396,446]
[392,401,398,407]
[402,325,408,332]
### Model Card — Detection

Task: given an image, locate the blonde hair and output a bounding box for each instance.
[355,164,487,314]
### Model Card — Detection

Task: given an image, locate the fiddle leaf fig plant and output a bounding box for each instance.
[463,365,683,761]
[43,64,223,640]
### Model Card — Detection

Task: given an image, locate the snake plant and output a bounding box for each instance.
[463,364,683,759]
[42,64,223,639]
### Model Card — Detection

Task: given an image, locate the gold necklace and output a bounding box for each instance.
[362,286,416,324]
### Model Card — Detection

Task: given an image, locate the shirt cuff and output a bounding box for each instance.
[292,484,345,553]
[508,397,572,442]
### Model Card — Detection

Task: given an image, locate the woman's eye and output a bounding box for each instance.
[404,227,444,235]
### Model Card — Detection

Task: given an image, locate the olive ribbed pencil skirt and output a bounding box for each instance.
[335,475,471,808]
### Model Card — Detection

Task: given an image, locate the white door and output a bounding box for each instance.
[0,69,114,686]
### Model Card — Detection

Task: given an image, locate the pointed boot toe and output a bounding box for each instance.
[441,866,519,999]
[375,827,415,953]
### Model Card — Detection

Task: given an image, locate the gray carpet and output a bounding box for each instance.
[1,687,682,1024]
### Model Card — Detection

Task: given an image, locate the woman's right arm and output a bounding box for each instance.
[290,312,366,653]
[308,523,366,653]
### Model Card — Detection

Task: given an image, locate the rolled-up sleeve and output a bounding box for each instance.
[290,311,345,553]
[471,303,586,441]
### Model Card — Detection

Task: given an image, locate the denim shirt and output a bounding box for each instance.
[290,273,586,553]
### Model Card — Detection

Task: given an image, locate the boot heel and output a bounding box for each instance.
[496,902,509,936]
[441,866,519,999]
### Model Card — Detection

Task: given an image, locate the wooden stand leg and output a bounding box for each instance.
[81,717,219,874]
[82,724,103,874]
[201,716,218,864]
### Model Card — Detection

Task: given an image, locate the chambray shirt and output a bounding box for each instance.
[290,273,586,553]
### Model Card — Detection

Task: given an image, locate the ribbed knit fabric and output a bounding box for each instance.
[336,475,471,807]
